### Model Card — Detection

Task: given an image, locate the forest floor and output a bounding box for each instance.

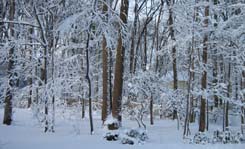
[0,108,244,149]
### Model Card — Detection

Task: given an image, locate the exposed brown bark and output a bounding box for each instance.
[102,35,108,123]
[3,0,15,126]
[111,0,129,128]
[102,1,109,123]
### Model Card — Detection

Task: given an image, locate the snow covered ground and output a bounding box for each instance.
[0,108,244,149]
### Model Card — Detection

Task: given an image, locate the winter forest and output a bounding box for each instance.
[0,0,245,148]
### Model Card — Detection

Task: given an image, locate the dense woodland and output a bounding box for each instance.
[0,0,245,145]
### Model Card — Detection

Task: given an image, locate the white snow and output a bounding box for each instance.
[0,108,244,149]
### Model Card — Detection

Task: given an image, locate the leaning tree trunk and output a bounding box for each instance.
[3,0,15,126]
[111,0,129,129]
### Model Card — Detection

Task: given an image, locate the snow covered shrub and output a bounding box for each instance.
[121,137,135,145]
[121,128,148,145]
[103,127,148,145]
[124,71,163,128]
[192,132,209,144]
[104,132,119,141]
[212,128,244,144]
[126,128,148,142]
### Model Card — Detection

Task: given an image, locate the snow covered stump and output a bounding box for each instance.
[104,117,120,141]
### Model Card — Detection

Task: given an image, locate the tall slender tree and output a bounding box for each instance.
[199,0,209,132]
[3,0,15,125]
[102,0,109,123]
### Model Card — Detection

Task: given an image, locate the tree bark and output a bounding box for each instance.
[154,1,163,73]
[102,1,109,123]
[102,35,108,123]
[3,0,15,126]
[241,67,245,134]
[111,0,129,128]
[129,0,138,73]
[199,1,209,132]
[27,27,34,108]
[86,32,94,134]
[167,0,178,120]
[225,63,231,128]
[150,95,154,125]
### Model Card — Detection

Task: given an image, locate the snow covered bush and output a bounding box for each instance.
[191,128,244,144]
[124,71,163,128]
[212,128,244,144]
[104,131,119,141]
[120,128,148,145]
[192,132,209,144]
[103,125,148,145]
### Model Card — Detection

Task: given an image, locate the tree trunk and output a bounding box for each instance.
[154,1,163,73]
[241,67,245,134]
[101,1,109,123]
[43,47,48,132]
[129,0,138,73]
[27,27,34,108]
[183,44,193,137]
[3,0,15,126]
[102,35,108,123]
[225,63,231,128]
[82,98,85,119]
[199,1,209,132]
[167,0,178,120]
[86,32,94,135]
[143,18,147,71]
[111,0,129,129]
[150,95,154,125]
